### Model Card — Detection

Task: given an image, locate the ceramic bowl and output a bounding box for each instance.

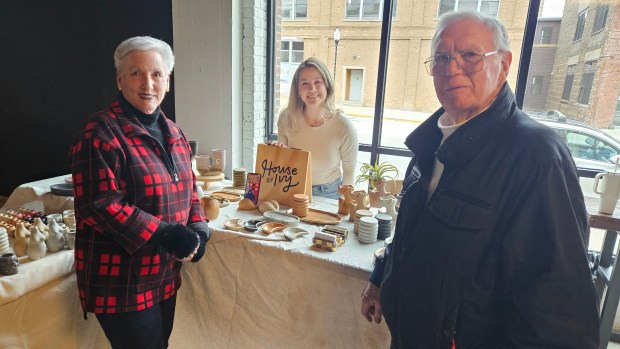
[223,218,244,231]
[261,222,287,235]
[282,227,309,240]
[242,219,264,232]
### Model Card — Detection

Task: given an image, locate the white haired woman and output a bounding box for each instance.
[69,36,210,349]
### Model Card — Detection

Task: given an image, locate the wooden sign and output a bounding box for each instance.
[254,144,312,207]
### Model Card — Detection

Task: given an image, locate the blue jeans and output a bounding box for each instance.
[312,177,342,200]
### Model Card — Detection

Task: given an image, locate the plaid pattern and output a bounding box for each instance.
[69,98,205,314]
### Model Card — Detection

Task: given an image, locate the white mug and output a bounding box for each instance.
[594,172,620,214]
[195,155,212,175]
[211,149,226,172]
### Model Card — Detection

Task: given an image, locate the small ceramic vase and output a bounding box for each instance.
[0,253,19,275]
[348,200,358,222]
[201,195,220,220]
[14,222,30,257]
[34,217,49,240]
[375,179,389,197]
[28,226,47,261]
[338,185,354,215]
[368,189,380,208]
[379,195,398,231]
[46,220,66,252]
[351,190,370,210]
[65,230,76,250]
[211,149,226,172]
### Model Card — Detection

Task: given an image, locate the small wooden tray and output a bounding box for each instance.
[287,208,342,225]
[211,191,243,202]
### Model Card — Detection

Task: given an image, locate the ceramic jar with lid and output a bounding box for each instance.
[0,253,19,275]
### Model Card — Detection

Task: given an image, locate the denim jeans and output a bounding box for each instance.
[312,177,342,200]
[95,294,177,349]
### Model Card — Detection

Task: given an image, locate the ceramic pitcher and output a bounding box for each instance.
[14,222,30,257]
[46,220,66,253]
[28,226,47,261]
[379,195,398,231]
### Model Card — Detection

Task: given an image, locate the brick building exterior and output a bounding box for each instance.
[545,0,620,128]
[277,0,530,113]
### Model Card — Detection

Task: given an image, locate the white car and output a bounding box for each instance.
[530,112,620,197]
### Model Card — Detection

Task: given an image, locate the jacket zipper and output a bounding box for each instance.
[151,137,179,183]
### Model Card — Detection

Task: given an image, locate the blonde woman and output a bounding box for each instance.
[274,57,359,200]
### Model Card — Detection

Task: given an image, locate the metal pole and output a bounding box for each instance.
[333,42,339,82]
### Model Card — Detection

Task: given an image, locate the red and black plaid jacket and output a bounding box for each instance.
[69,98,206,314]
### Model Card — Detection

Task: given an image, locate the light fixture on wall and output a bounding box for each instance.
[333,27,341,82]
[353,55,361,60]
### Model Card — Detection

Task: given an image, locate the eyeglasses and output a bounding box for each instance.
[424,50,502,76]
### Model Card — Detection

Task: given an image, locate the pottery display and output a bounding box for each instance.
[46,220,66,253]
[233,168,247,189]
[200,195,220,220]
[338,185,354,215]
[0,227,10,255]
[14,222,30,257]
[28,226,47,261]
[0,253,19,275]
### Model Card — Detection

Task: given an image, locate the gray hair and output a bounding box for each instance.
[114,36,175,75]
[278,57,339,132]
[431,11,511,55]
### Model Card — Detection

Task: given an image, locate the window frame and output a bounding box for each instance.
[574,9,587,42]
[530,75,543,95]
[345,0,397,20]
[282,0,308,20]
[577,62,597,105]
[592,4,609,34]
[539,26,552,44]
[438,0,501,17]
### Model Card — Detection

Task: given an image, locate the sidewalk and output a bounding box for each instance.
[340,105,430,123]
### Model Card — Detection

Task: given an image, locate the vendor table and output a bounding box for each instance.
[0,178,391,348]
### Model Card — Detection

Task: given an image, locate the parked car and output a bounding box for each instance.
[528,111,620,197]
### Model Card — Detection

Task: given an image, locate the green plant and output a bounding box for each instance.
[355,161,400,190]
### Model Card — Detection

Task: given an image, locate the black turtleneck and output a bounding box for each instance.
[119,94,167,150]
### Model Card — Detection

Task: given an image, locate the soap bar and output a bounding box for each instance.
[314,231,336,243]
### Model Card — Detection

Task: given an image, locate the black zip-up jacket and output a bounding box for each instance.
[371,84,599,348]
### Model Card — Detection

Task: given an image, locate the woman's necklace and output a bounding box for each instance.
[304,110,327,127]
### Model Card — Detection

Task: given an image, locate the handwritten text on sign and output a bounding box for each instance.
[259,159,299,192]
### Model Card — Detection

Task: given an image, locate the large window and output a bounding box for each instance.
[574,10,587,41]
[438,0,500,17]
[346,0,397,20]
[280,40,304,85]
[282,0,307,20]
[578,63,596,105]
[539,27,552,44]
[592,4,609,33]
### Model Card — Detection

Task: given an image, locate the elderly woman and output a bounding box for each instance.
[69,36,210,349]
[275,57,359,200]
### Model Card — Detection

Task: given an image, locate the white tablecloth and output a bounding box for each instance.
[0,179,391,348]
[2,174,74,213]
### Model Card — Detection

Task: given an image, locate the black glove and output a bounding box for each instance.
[188,221,211,262]
[152,223,199,259]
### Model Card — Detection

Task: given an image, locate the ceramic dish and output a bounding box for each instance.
[261,222,287,235]
[282,227,309,241]
[223,218,244,231]
[50,183,73,196]
[64,176,73,185]
[242,219,265,232]
[262,211,300,227]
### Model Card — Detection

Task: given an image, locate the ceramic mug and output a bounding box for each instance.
[65,230,76,250]
[63,212,76,229]
[594,171,620,214]
[211,149,226,172]
[0,253,19,275]
[195,155,212,175]
[47,213,63,224]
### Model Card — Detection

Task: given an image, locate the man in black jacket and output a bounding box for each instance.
[360,11,599,348]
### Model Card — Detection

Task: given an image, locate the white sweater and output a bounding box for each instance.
[278,113,359,186]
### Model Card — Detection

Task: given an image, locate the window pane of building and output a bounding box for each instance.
[574,10,587,41]
[592,4,609,33]
[295,0,308,19]
[346,0,362,18]
[479,0,500,16]
[531,76,543,95]
[562,74,574,101]
[438,0,456,16]
[540,27,552,44]
[458,0,480,12]
[363,0,382,19]
[578,71,595,104]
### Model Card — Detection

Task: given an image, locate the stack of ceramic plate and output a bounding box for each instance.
[358,216,378,244]
[375,213,392,240]
[291,194,309,217]
[354,209,373,235]
[233,168,247,189]
[0,227,10,255]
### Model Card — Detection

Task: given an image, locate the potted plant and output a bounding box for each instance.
[355,161,400,196]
